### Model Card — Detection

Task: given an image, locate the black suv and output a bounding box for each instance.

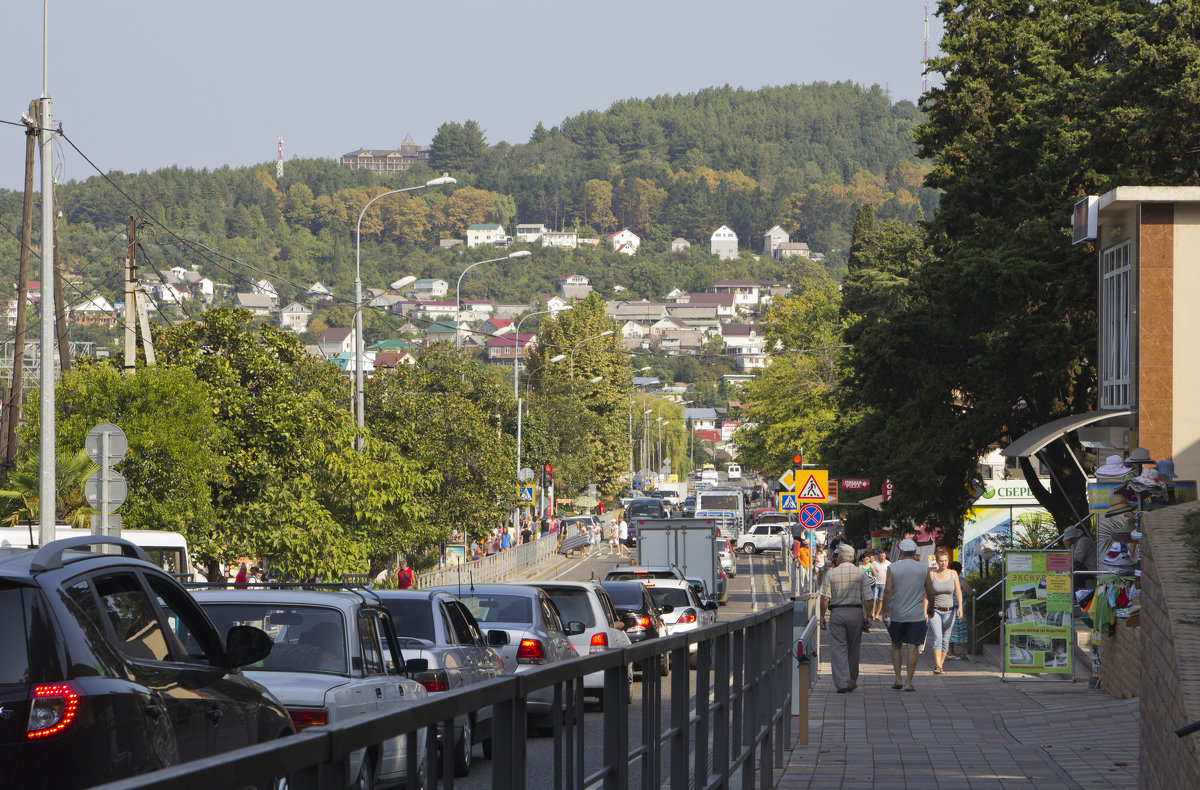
[0,535,292,790]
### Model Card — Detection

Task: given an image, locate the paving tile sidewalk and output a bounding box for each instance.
[776,625,1139,789]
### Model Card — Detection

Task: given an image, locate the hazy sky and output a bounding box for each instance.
[1,1,943,191]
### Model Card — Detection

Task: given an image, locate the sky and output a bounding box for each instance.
[0,1,943,191]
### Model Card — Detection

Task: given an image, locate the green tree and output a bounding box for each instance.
[584,179,617,232]
[429,120,488,174]
[0,449,98,529]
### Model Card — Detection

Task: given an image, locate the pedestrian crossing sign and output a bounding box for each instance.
[779,493,799,513]
[795,471,829,502]
[519,484,535,503]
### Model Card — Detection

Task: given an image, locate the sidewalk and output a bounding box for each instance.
[778,625,1139,789]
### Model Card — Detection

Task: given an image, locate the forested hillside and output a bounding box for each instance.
[0,82,935,319]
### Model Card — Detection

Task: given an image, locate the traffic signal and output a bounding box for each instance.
[544,463,553,486]
[792,454,803,471]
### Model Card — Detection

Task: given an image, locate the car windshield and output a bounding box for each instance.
[381,598,436,642]
[629,502,663,518]
[200,604,347,674]
[539,588,596,627]
[647,587,692,609]
[601,584,645,608]
[456,594,533,624]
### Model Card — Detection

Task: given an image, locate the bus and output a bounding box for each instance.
[0,525,196,580]
[694,487,745,535]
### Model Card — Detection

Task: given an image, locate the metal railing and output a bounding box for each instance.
[417,535,559,588]
[93,603,795,790]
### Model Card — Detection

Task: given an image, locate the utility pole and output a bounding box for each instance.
[52,210,70,373]
[2,101,37,471]
[38,85,57,546]
[124,217,137,371]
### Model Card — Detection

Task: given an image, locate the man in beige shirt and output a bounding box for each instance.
[819,543,873,693]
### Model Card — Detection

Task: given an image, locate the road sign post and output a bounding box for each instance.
[779,492,800,513]
[85,423,127,547]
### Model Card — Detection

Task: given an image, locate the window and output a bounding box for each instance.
[357,613,386,676]
[0,587,29,683]
[147,575,222,664]
[1100,241,1131,408]
[92,573,172,662]
[444,601,480,645]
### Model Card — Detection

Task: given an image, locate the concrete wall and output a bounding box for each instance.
[1139,501,1200,790]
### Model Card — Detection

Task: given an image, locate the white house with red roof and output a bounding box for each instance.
[478,317,514,337]
[317,327,356,357]
[607,228,640,255]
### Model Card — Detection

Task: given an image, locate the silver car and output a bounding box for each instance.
[716,536,736,578]
[432,583,579,732]
[642,579,718,668]
[528,581,633,706]
[376,589,507,777]
[194,588,428,790]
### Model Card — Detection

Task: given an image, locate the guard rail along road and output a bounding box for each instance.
[417,535,559,588]
[92,602,794,790]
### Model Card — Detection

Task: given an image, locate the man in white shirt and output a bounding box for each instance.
[870,548,890,622]
[618,517,629,557]
[882,539,936,691]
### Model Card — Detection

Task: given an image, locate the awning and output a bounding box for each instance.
[1001,409,1131,459]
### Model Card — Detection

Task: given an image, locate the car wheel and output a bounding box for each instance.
[453,717,472,777]
[353,751,376,790]
[659,654,670,676]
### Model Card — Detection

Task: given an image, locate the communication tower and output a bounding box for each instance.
[922,2,930,97]
[276,136,284,179]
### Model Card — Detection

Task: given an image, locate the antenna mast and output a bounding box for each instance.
[922,1,931,97]
[276,136,285,179]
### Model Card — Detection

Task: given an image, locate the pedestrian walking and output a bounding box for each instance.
[397,559,414,590]
[608,520,620,555]
[927,547,964,674]
[618,516,629,557]
[870,547,890,622]
[882,538,935,691]
[947,560,973,660]
[819,543,873,693]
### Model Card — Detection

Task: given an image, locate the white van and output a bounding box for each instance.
[0,525,196,580]
[726,464,742,480]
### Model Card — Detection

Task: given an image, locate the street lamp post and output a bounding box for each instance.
[456,250,531,348]
[570,330,614,378]
[356,175,455,447]
[629,366,650,494]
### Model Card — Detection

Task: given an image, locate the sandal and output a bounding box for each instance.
[933,667,944,675]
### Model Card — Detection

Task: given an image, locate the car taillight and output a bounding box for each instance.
[517,638,548,664]
[678,609,697,624]
[416,670,451,692]
[288,708,328,731]
[26,683,80,739]
[590,632,608,654]
[636,616,651,628]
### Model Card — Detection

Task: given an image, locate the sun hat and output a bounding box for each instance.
[1105,493,1135,518]
[1060,526,1086,542]
[1155,459,1178,479]
[1131,467,1163,489]
[1127,447,1156,465]
[898,538,918,553]
[1103,542,1134,567]
[1095,454,1132,478]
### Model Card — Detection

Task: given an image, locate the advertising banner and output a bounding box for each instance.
[1002,550,1073,675]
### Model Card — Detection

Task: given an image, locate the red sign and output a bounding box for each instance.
[841,478,871,492]
[882,479,895,502]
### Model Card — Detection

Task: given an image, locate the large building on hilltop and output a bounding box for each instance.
[339,135,430,174]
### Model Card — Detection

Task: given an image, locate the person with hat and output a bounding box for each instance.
[1060,524,1095,590]
[818,542,873,693]
[882,538,936,691]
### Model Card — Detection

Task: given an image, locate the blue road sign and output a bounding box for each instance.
[779,493,799,513]
[799,504,825,529]
[519,484,535,503]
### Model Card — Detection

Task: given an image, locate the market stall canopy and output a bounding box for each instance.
[1000,409,1132,458]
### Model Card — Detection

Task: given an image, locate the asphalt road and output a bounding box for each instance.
[454,545,787,789]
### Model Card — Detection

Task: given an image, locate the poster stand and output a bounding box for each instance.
[1000,549,1076,683]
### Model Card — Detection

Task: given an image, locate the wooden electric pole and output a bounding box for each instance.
[1,101,38,471]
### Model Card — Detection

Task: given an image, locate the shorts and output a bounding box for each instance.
[873,585,885,601]
[887,619,928,646]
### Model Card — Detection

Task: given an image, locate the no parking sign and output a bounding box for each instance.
[798,504,825,530]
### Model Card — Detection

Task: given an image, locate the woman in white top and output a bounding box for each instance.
[927,547,964,674]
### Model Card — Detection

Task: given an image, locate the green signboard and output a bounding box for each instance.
[1002,550,1073,675]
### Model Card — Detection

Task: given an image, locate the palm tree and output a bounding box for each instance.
[0,449,100,528]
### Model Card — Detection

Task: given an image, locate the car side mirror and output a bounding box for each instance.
[565,620,587,636]
[704,601,718,611]
[227,625,273,668]
[487,629,510,646]
[404,657,429,673]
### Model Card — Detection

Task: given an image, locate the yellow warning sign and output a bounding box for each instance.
[796,471,829,502]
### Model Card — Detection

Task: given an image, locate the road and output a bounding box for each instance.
[455,535,788,790]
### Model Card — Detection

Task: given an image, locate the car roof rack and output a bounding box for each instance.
[29,535,151,572]
[184,581,385,607]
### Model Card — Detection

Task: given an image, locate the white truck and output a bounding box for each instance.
[694,487,745,536]
[634,517,727,604]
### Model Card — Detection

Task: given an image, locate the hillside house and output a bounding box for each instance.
[317,327,355,357]
[69,296,117,327]
[253,279,279,299]
[660,328,707,353]
[763,225,789,257]
[776,241,811,259]
[578,237,601,248]
[306,282,334,298]
[664,288,689,304]
[671,238,691,253]
[608,228,640,255]
[414,301,458,321]
[424,320,463,345]
[233,293,278,318]
[666,304,720,322]
[705,280,763,308]
[683,407,719,432]
[619,320,651,340]
[338,136,430,174]
[487,333,537,365]
[558,274,593,300]
[535,295,571,313]
[409,278,448,299]
[515,224,546,243]
[607,300,669,322]
[686,292,738,320]
[466,223,506,248]
[710,226,739,260]
[543,231,579,249]
[374,351,418,369]
[477,317,514,337]
[721,323,767,355]
[278,302,312,333]
[650,316,688,336]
